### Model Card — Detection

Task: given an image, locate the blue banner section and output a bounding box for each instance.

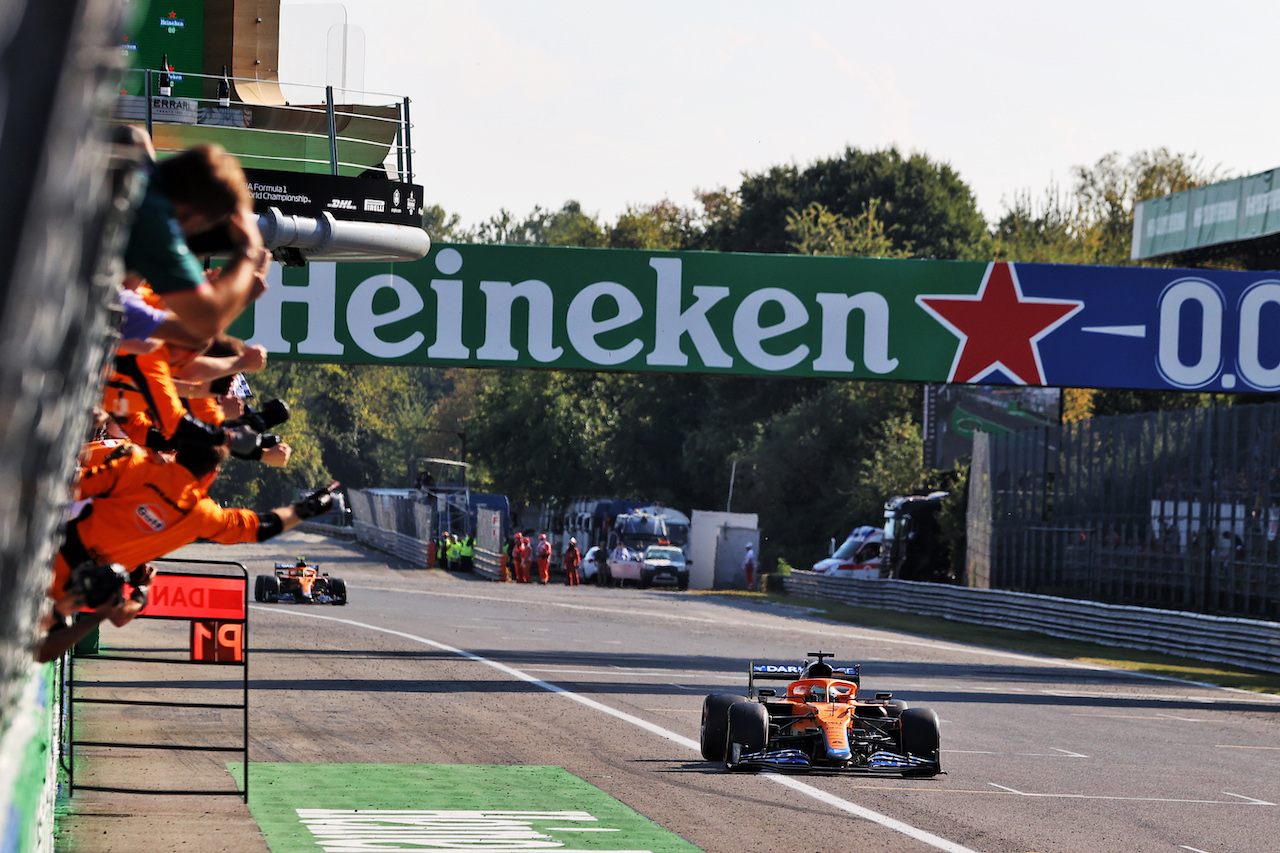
[1017,263,1280,392]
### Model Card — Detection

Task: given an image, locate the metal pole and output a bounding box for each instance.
[394,119,405,183]
[325,85,339,176]
[241,563,249,803]
[402,97,413,184]
[726,459,737,513]
[144,69,153,136]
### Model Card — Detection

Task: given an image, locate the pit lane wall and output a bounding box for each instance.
[783,571,1280,674]
[1,1,137,850]
[0,663,57,853]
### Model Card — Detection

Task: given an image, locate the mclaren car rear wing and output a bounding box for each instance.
[748,662,861,697]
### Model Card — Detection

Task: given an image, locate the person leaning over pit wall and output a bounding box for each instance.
[173,337,294,468]
[37,443,336,661]
[105,297,271,458]
[116,126,268,342]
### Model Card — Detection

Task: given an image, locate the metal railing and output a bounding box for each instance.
[783,570,1280,674]
[61,560,249,801]
[111,68,414,183]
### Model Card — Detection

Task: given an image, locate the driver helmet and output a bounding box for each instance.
[570,537,577,544]
[540,533,547,540]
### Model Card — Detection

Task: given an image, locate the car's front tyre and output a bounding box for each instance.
[329,577,348,605]
[700,693,746,761]
[724,701,770,771]
[899,707,941,777]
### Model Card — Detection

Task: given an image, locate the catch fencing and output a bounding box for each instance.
[784,571,1280,674]
[347,489,433,568]
[346,489,503,580]
[967,402,1280,620]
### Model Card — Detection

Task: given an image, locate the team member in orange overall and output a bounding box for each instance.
[509,534,526,583]
[535,533,552,585]
[48,442,335,606]
[105,309,267,450]
[562,537,581,586]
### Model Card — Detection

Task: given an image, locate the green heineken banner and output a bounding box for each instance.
[229,242,1280,392]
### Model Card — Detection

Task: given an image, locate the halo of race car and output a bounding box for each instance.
[700,651,942,776]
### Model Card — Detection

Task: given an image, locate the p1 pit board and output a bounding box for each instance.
[231,763,702,852]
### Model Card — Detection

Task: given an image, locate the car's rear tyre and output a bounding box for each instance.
[262,575,280,603]
[886,699,909,716]
[330,577,348,605]
[899,707,941,777]
[254,575,267,602]
[700,693,746,761]
[725,701,770,771]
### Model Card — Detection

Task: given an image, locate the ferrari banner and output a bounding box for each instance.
[230,243,1280,392]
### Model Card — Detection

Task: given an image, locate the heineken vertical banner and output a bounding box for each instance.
[229,243,1280,392]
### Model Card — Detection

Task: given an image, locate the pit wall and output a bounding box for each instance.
[0,662,58,853]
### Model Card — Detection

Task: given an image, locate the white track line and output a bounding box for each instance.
[255,606,983,853]
[986,782,1272,806]
[355,583,1280,698]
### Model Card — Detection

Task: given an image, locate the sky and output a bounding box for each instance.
[279,0,1280,233]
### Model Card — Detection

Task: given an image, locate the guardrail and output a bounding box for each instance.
[351,521,430,568]
[472,547,502,582]
[782,570,1280,674]
[295,520,356,539]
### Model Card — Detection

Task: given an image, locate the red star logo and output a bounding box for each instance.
[916,262,1082,385]
[169,11,177,18]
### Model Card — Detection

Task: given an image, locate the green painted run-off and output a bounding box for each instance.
[231,762,703,852]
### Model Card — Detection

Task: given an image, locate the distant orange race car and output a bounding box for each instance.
[700,651,941,776]
[254,557,348,605]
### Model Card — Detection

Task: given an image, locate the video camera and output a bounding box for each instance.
[295,480,341,519]
[224,398,290,457]
[225,398,290,435]
[65,562,128,608]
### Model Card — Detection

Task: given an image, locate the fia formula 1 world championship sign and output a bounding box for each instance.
[231,243,1280,392]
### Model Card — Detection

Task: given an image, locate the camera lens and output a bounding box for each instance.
[258,398,290,429]
[68,562,128,607]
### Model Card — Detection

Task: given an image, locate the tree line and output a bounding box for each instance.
[214,145,1238,575]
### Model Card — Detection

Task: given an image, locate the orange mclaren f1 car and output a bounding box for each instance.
[700,651,941,775]
[254,557,348,605]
